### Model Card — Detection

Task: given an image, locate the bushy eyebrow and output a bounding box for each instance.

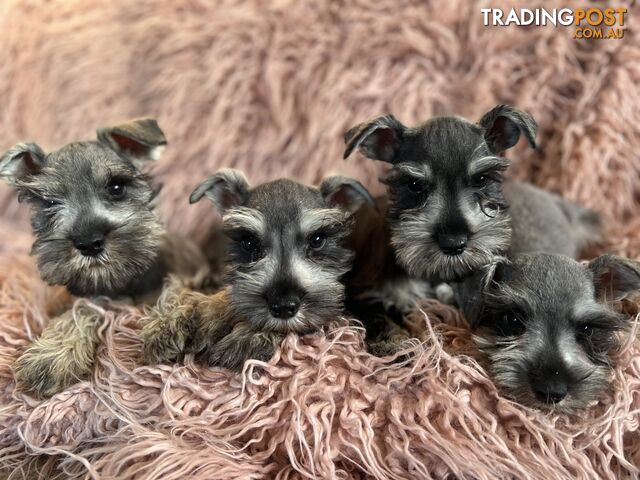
[467,155,510,177]
[300,208,345,235]
[381,162,432,185]
[222,207,265,235]
[572,304,624,329]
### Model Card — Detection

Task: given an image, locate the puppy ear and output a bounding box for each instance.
[189,168,250,214]
[0,143,47,183]
[97,118,167,166]
[459,257,512,328]
[343,115,406,163]
[588,255,640,302]
[320,175,374,214]
[482,256,513,290]
[478,104,537,154]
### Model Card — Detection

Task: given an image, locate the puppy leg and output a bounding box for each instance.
[13,305,102,398]
[366,316,413,358]
[141,289,199,365]
[201,322,284,371]
[141,287,234,365]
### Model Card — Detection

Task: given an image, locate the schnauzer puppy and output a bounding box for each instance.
[142,169,372,370]
[0,119,211,397]
[343,105,601,283]
[462,253,639,413]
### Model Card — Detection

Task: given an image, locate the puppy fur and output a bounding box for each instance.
[1,119,213,397]
[461,253,639,413]
[142,170,375,370]
[343,105,601,284]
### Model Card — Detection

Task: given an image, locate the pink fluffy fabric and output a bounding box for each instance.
[0,0,639,478]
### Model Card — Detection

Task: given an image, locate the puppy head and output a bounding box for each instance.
[191,169,372,334]
[470,253,639,413]
[0,119,166,296]
[344,105,537,282]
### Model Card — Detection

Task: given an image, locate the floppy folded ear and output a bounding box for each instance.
[189,168,250,215]
[343,114,406,163]
[320,175,374,214]
[462,257,513,328]
[97,118,167,166]
[0,143,47,184]
[478,104,537,155]
[588,254,640,302]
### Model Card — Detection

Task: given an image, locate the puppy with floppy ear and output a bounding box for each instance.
[461,253,639,413]
[142,169,375,370]
[343,105,601,284]
[1,119,213,398]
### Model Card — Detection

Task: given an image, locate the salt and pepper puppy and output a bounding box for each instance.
[461,253,639,413]
[343,105,601,284]
[0,119,211,397]
[142,169,372,370]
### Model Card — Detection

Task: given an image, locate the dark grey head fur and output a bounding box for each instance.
[190,169,372,335]
[463,253,640,413]
[0,119,167,297]
[343,105,537,282]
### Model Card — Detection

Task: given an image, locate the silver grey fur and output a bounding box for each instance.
[461,253,639,413]
[0,119,169,298]
[344,105,601,283]
[191,169,371,335]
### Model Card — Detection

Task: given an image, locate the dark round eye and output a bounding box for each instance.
[407,180,426,194]
[495,311,526,337]
[578,324,593,337]
[107,180,126,198]
[240,235,261,259]
[472,174,490,188]
[309,233,326,250]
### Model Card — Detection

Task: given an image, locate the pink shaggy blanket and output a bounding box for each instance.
[0,0,639,478]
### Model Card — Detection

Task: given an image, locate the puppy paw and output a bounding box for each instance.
[203,324,283,371]
[366,319,415,361]
[435,282,457,305]
[367,338,414,361]
[141,321,187,365]
[13,308,101,398]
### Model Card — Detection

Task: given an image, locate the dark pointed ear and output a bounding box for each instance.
[343,115,406,163]
[97,118,167,167]
[189,168,250,214]
[320,175,374,214]
[588,255,640,302]
[0,143,47,183]
[478,105,537,155]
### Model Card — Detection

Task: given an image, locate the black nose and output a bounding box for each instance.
[437,233,468,255]
[532,376,568,404]
[73,233,106,257]
[268,294,302,319]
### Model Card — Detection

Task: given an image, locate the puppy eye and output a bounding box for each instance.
[474,175,488,187]
[407,179,427,194]
[240,235,262,260]
[577,324,594,337]
[495,310,526,337]
[107,179,127,199]
[309,233,326,251]
[472,171,502,189]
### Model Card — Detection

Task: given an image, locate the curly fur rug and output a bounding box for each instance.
[0,0,639,478]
